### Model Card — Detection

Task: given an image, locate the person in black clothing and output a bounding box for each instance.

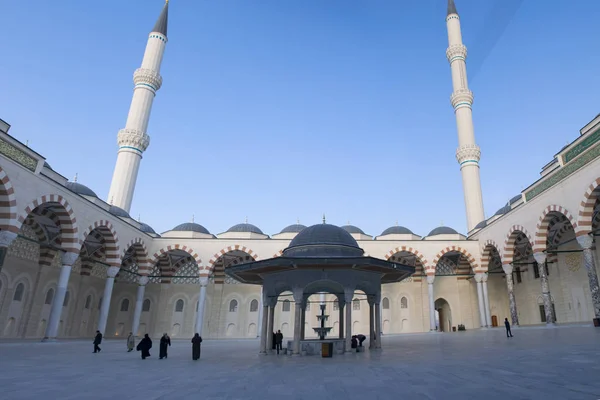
[159,333,171,359]
[136,334,152,359]
[356,334,366,347]
[93,331,102,353]
[505,318,513,337]
[191,333,202,360]
[351,335,358,349]
[275,330,283,354]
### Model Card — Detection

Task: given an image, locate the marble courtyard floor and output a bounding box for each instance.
[1,326,600,400]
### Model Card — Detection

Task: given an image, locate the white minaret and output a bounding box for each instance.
[446,0,485,231]
[107,1,169,212]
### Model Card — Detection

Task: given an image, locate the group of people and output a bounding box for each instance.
[272,330,284,354]
[93,330,204,360]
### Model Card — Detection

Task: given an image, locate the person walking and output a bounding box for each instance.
[127,332,135,352]
[275,330,283,355]
[159,333,171,359]
[505,318,513,337]
[136,334,153,359]
[93,330,103,353]
[191,333,202,360]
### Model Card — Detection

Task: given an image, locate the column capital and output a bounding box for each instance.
[502,263,513,275]
[474,272,483,283]
[0,231,17,248]
[138,276,149,286]
[426,275,435,285]
[577,234,594,250]
[481,273,488,283]
[367,295,375,306]
[533,252,546,264]
[292,287,304,304]
[107,266,120,278]
[61,252,79,266]
[199,277,209,287]
[344,287,354,303]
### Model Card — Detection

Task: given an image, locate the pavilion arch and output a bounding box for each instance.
[431,246,478,274]
[533,205,578,253]
[576,177,600,237]
[80,220,121,267]
[303,279,345,298]
[207,246,258,284]
[481,240,502,273]
[502,225,534,265]
[0,166,19,233]
[16,194,80,253]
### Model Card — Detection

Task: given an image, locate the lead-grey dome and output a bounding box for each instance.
[109,205,131,219]
[283,223,364,258]
[427,226,459,236]
[227,223,263,235]
[65,181,98,198]
[43,161,53,170]
[473,220,487,230]
[172,222,210,235]
[280,224,307,234]
[380,226,414,236]
[509,195,522,205]
[139,222,156,234]
[341,225,365,235]
[494,204,511,216]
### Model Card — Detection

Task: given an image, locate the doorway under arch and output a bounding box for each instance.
[435,298,452,332]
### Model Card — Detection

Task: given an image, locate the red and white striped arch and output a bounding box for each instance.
[80,220,121,267]
[533,205,577,253]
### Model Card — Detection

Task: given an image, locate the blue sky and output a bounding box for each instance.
[2,0,600,237]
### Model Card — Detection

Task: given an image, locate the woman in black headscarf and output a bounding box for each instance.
[136,334,153,360]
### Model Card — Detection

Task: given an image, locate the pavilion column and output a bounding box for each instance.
[577,235,600,325]
[98,266,121,335]
[481,273,492,327]
[300,299,307,340]
[195,277,209,336]
[344,288,353,352]
[338,300,344,339]
[474,273,486,328]
[259,292,269,354]
[292,288,303,355]
[0,231,17,273]
[266,300,275,352]
[533,253,555,325]
[374,292,382,349]
[131,276,149,337]
[43,252,78,341]
[427,274,436,331]
[368,296,375,348]
[502,264,519,326]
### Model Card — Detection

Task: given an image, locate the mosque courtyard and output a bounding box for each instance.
[1,326,599,400]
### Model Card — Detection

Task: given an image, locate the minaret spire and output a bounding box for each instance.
[445,0,485,231]
[107,1,169,212]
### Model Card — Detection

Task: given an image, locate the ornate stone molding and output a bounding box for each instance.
[107,266,120,278]
[133,68,163,92]
[138,276,149,286]
[577,235,594,250]
[446,44,467,63]
[117,128,150,152]
[456,144,481,164]
[61,251,79,266]
[0,138,37,172]
[0,231,17,248]
[450,89,474,108]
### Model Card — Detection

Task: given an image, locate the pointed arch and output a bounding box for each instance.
[80,220,121,267]
[533,205,577,253]
[152,244,201,266]
[431,246,478,271]
[502,225,533,265]
[121,238,150,274]
[272,249,284,258]
[576,177,600,237]
[384,246,428,267]
[0,166,18,233]
[208,245,259,268]
[17,194,79,253]
[481,239,502,272]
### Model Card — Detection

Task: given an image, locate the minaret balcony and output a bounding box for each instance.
[446,44,467,63]
[451,89,474,109]
[133,68,163,92]
[117,128,150,152]
[455,144,481,165]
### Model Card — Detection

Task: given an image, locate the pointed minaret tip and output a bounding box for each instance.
[152,0,169,36]
[191,214,195,223]
[447,0,458,16]
[73,173,78,183]
[322,214,326,224]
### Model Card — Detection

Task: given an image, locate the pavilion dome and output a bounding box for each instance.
[380,225,414,236]
[227,223,263,235]
[109,205,131,219]
[283,223,364,258]
[65,181,98,198]
[427,226,459,236]
[280,224,307,234]
[340,225,365,235]
[139,222,156,234]
[171,222,210,235]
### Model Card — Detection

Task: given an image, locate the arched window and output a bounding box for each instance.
[44,288,55,305]
[13,283,24,302]
[333,299,339,311]
[98,297,103,310]
[63,291,70,307]
[84,295,92,309]
[400,297,408,309]
[382,297,390,310]
[229,299,238,312]
[282,300,290,312]
[142,299,151,312]
[353,298,360,311]
[250,299,259,312]
[120,299,130,312]
[175,299,184,312]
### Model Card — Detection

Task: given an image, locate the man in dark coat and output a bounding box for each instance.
[93,331,102,353]
[275,330,283,355]
[159,333,171,359]
[356,334,366,347]
[136,334,152,359]
[191,333,202,360]
[505,318,513,338]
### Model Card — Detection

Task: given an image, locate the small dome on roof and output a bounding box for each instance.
[43,161,53,170]
[494,204,511,216]
[171,222,210,234]
[380,225,414,236]
[284,223,363,258]
[341,225,365,235]
[65,181,98,198]
[138,222,156,234]
[427,226,459,236]
[109,205,131,219]
[473,220,487,230]
[280,224,307,234]
[227,223,263,235]
[509,195,522,205]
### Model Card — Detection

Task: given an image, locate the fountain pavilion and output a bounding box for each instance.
[225,223,415,355]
